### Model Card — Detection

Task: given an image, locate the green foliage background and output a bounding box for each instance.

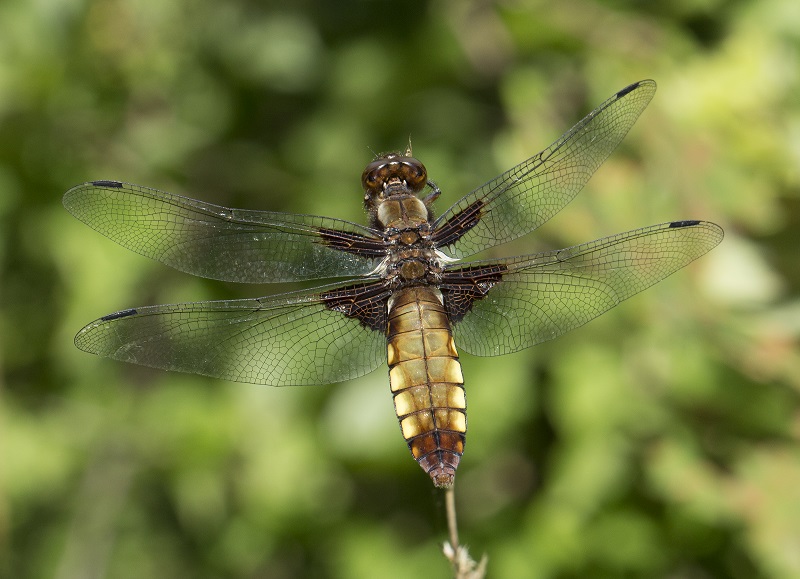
[2,0,799,577]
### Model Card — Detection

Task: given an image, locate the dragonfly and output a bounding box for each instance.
[64,79,723,487]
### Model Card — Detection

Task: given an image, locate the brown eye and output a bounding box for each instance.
[395,157,427,192]
[361,160,386,192]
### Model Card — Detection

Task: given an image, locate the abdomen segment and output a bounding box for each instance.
[386,286,466,487]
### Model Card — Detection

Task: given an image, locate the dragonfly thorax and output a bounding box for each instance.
[375,195,429,230]
[379,245,443,284]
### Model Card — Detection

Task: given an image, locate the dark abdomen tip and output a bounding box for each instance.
[431,470,455,488]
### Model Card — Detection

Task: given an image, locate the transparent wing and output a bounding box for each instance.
[447,220,723,356]
[74,280,390,385]
[432,80,658,258]
[63,181,386,283]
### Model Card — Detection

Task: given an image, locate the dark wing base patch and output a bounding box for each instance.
[321,282,391,331]
[441,264,508,322]
[429,200,486,248]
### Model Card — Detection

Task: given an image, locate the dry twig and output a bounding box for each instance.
[442,484,487,579]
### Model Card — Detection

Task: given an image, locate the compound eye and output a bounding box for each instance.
[399,158,427,192]
[361,159,386,192]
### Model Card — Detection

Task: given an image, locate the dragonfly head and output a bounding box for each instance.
[361,153,428,201]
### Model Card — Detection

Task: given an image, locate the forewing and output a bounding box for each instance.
[432,80,657,258]
[63,181,386,283]
[446,221,723,356]
[74,280,391,385]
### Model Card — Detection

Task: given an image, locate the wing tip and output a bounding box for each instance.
[668,220,725,246]
[63,180,124,209]
[616,79,657,99]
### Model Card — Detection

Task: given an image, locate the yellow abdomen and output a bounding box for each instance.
[386,286,466,487]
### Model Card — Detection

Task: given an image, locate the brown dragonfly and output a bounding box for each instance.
[64,80,723,487]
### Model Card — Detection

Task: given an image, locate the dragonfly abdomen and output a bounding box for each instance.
[386,286,466,488]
